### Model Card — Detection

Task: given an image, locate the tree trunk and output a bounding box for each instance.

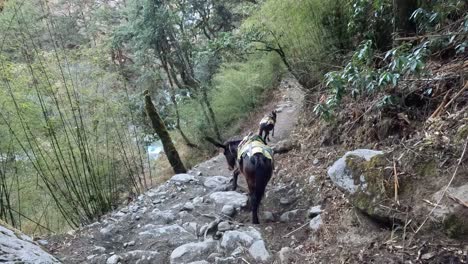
[394,0,418,36]
[144,91,186,174]
[201,88,222,141]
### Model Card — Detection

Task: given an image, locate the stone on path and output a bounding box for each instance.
[170,239,218,264]
[249,240,271,262]
[171,174,197,183]
[209,191,248,208]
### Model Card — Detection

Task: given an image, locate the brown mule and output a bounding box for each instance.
[206,135,273,224]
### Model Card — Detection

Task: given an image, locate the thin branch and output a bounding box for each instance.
[282,221,310,238]
[394,32,468,41]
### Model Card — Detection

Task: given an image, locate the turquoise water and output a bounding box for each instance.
[147,140,163,160]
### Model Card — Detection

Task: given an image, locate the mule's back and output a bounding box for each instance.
[237,134,274,224]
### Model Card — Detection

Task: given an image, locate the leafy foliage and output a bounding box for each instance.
[315,40,430,118]
[316,0,467,120]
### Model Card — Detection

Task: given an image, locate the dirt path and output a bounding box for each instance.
[196,78,304,189]
[45,78,310,264]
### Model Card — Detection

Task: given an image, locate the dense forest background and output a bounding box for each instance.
[0,0,466,235]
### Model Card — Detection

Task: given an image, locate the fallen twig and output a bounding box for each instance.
[428,88,453,120]
[415,136,468,234]
[441,81,468,111]
[429,81,468,120]
[422,199,443,208]
[240,257,251,264]
[282,221,310,238]
[393,160,400,206]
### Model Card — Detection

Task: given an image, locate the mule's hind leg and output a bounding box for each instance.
[250,193,260,224]
[231,169,239,190]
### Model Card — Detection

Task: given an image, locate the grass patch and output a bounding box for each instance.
[179,53,284,143]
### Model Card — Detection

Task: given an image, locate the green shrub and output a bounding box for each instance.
[243,0,347,88]
[178,53,284,142]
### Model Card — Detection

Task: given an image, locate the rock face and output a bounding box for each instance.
[0,224,60,263]
[431,184,468,238]
[327,149,383,194]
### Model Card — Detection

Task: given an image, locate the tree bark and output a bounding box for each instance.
[394,0,418,36]
[144,91,186,174]
[201,88,222,141]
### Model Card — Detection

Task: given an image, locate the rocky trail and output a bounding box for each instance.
[43,78,317,264]
[3,76,467,264]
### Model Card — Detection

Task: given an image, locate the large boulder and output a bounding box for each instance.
[272,139,298,154]
[203,176,230,191]
[248,240,271,262]
[220,231,255,252]
[170,239,218,264]
[0,223,60,263]
[171,174,197,183]
[327,149,402,224]
[209,191,248,209]
[430,184,468,239]
[150,209,176,224]
[328,149,383,194]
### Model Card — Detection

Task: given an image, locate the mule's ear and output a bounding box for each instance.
[204,137,226,149]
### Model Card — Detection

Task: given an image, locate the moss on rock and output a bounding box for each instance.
[344,153,402,225]
[414,159,438,178]
[443,212,468,239]
[456,124,468,143]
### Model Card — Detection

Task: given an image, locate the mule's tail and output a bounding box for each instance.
[250,154,273,224]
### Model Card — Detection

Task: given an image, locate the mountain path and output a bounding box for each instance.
[46,78,313,264]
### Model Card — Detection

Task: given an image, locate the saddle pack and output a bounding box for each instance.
[259,115,275,126]
[237,134,274,163]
